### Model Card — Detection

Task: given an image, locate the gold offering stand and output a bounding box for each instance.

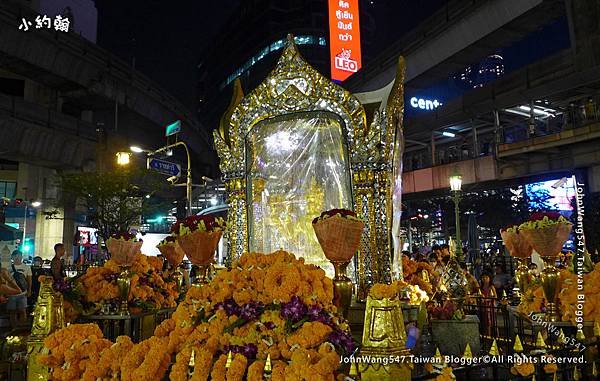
[27,276,65,381]
[500,229,534,302]
[359,296,412,380]
[215,35,407,297]
[520,222,572,322]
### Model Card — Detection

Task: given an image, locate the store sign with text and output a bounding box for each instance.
[409,97,443,111]
[328,0,361,82]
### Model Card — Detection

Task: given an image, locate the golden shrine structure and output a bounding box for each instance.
[214,35,406,298]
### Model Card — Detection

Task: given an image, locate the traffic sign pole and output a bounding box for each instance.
[151,141,193,216]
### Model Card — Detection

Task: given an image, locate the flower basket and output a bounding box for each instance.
[313,215,364,262]
[106,239,142,266]
[157,243,185,268]
[519,223,572,259]
[176,230,222,266]
[500,230,533,259]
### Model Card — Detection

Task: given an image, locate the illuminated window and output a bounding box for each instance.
[220,35,327,89]
[295,36,310,44]
[270,40,284,51]
[0,181,16,198]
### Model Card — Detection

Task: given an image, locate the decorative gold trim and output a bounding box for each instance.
[214,35,367,176]
[214,35,407,286]
[218,78,244,148]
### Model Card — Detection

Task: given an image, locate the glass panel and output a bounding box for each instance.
[6,182,15,198]
[246,113,352,276]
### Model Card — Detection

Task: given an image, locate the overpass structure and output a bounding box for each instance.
[0,0,215,255]
[346,0,600,198]
[0,0,212,171]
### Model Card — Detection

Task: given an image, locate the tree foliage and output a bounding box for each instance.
[58,169,168,241]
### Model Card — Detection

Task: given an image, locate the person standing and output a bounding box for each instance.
[0,266,21,304]
[10,250,32,297]
[460,262,479,294]
[51,243,66,282]
[30,256,47,303]
[492,264,513,299]
[480,272,497,337]
[7,250,30,328]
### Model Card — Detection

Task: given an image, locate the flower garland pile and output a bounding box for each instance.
[402,255,435,296]
[558,261,600,324]
[510,354,558,377]
[519,211,570,230]
[517,261,600,324]
[40,250,356,381]
[59,253,178,320]
[369,280,429,305]
[170,215,226,236]
[311,208,360,224]
[109,231,138,241]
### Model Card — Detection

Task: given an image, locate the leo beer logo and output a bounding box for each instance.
[334,48,358,73]
[329,0,361,82]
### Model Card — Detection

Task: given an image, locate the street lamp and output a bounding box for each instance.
[116,152,131,166]
[130,146,146,153]
[22,200,42,255]
[449,168,463,261]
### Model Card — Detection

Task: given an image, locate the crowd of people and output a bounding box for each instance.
[0,243,66,330]
[2,238,524,333]
[405,242,517,300]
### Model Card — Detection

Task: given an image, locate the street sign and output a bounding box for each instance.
[165,120,181,136]
[147,158,181,177]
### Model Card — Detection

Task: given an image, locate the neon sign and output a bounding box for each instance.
[410,97,442,111]
[329,0,361,82]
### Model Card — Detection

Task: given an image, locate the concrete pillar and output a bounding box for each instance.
[17,163,64,258]
[34,209,64,260]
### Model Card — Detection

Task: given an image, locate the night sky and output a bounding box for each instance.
[94,0,239,111]
[93,1,562,121]
[93,0,450,113]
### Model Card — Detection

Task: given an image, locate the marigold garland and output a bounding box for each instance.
[41,250,356,380]
[518,263,600,324]
[59,253,178,320]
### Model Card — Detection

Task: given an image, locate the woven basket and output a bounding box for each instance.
[313,215,364,262]
[520,223,572,259]
[106,239,142,266]
[176,230,222,266]
[500,230,533,259]
[157,243,185,267]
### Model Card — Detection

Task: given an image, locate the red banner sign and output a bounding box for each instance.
[328,0,361,82]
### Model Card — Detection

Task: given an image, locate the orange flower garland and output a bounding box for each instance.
[42,250,355,380]
[287,322,333,348]
[368,279,429,305]
[510,361,535,377]
[517,263,600,324]
[37,324,113,381]
[402,255,435,296]
[60,253,178,320]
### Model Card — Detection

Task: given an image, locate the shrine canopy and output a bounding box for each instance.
[215,35,406,289]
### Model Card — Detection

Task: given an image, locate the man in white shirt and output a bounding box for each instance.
[8,250,31,328]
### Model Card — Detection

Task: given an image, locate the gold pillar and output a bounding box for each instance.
[27,276,65,381]
[353,169,377,300]
[224,177,247,266]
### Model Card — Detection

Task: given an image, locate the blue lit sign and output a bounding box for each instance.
[410,97,442,111]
